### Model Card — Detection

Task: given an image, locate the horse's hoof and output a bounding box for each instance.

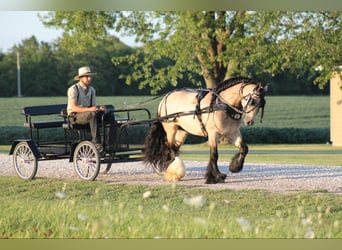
[229,164,243,173]
[205,178,218,184]
[205,175,226,184]
[229,153,244,173]
[219,173,227,180]
[229,159,244,173]
[218,175,227,183]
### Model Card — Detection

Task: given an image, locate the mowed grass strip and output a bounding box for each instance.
[1,143,341,166]
[180,144,342,166]
[0,176,341,238]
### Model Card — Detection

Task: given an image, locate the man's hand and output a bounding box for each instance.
[96,105,105,112]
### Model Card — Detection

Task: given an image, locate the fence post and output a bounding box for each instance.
[330,67,342,146]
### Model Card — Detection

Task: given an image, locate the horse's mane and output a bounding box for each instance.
[214,77,259,93]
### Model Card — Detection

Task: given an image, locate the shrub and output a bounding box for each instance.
[241,127,330,144]
[0,126,330,146]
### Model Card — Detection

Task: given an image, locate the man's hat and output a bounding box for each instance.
[74,66,97,80]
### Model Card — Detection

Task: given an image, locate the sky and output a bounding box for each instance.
[0,11,137,52]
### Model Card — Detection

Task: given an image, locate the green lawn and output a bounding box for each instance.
[179,144,342,166]
[0,176,340,238]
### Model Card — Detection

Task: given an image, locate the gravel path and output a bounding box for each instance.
[1,154,341,194]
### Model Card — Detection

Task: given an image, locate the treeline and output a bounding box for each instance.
[0,35,329,97]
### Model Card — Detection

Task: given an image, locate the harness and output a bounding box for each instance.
[193,89,243,136]
[160,83,266,137]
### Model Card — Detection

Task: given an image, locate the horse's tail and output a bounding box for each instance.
[143,121,171,172]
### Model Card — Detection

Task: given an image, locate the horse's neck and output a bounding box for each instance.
[219,84,243,107]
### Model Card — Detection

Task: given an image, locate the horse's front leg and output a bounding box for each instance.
[205,133,227,184]
[229,133,248,173]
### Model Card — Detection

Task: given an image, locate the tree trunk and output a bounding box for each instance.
[226,59,240,79]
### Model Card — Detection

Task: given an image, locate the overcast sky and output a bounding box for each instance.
[0,11,137,52]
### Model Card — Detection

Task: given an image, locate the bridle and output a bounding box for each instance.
[213,83,266,122]
[239,83,266,122]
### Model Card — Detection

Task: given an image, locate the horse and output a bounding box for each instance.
[143,77,267,184]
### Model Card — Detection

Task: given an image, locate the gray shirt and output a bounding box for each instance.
[67,82,96,115]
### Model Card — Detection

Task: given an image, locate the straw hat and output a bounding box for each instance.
[74,66,97,80]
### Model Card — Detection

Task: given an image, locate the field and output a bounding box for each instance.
[0,95,330,128]
[0,95,331,144]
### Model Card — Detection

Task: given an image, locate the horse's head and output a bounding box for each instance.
[240,83,268,126]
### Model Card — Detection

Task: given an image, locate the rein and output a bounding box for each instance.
[117,95,163,109]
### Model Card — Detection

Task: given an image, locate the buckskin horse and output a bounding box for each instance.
[143,77,267,184]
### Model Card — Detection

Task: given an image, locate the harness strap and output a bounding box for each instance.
[210,91,243,120]
[194,90,211,136]
[197,103,242,121]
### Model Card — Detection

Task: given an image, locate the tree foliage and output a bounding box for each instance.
[0,35,147,97]
[1,11,339,97]
[40,11,342,93]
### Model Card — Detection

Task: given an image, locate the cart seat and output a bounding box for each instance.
[24,120,66,129]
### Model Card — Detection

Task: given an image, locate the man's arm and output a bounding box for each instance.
[69,98,97,113]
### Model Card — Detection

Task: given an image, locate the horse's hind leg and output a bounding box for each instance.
[162,125,188,182]
[163,123,187,161]
[173,128,188,153]
[205,133,227,184]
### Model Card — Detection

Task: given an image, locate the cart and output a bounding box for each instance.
[9,103,152,181]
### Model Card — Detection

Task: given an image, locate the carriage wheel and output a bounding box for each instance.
[12,142,38,180]
[73,141,100,181]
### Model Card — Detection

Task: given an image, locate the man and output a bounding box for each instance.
[67,66,115,153]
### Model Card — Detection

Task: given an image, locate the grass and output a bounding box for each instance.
[0,96,157,127]
[180,144,342,166]
[255,96,329,129]
[0,176,341,238]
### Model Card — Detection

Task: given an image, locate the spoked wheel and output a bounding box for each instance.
[73,141,100,181]
[12,142,38,180]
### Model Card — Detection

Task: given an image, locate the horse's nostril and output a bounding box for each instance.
[246,120,254,126]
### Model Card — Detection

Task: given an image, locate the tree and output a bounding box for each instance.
[53,34,141,95]
[0,36,62,97]
[0,50,17,97]
[272,12,342,89]
[41,11,341,93]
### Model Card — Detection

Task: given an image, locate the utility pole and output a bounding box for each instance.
[17,50,22,97]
